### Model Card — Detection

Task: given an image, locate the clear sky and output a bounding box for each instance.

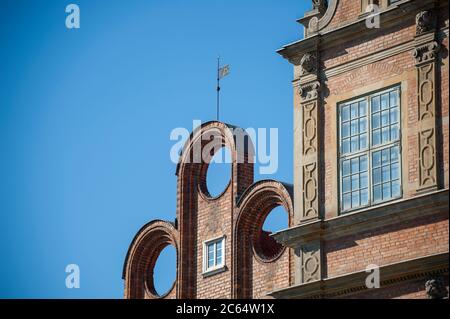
[0,0,309,298]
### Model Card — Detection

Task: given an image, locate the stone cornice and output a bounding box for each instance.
[289,25,448,85]
[272,189,449,246]
[269,252,449,299]
[278,0,440,65]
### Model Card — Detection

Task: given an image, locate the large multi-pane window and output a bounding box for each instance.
[339,86,402,213]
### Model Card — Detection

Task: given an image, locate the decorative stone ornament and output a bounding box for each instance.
[416,10,435,36]
[312,0,328,14]
[412,41,440,65]
[425,278,449,299]
[299,81,321,102]
[300,52,318,76]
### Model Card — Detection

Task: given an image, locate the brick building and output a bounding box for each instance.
[123,0,449,299]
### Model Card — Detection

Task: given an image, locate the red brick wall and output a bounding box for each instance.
[324,0,361,31]
[322,19,416,70]
[251,251,290,298]
[195,186,234,298]
[324,212,449,277]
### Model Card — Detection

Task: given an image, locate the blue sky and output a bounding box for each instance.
[0,0,308,298]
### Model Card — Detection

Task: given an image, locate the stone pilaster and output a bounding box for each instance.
[413,9,440,193]
[292,49,323,285]
[298,51,322,223]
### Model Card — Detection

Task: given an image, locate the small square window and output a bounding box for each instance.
[203,236,226,275]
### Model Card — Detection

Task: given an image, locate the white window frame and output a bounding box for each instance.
[338,86,403,214]
[202,236,226,275]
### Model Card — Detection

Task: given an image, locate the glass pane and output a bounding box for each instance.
[351,120,358,135]
[390,108,399,123]
[359,118,367,132]
[360,156,368,171]
[216,241,222,251]
[390,90,399,106]
[381,110,389,126]
[342,139,350,154]
[372,151,381,168]
[373,167,381,184]
[382,182,391,199]
[360,134,367,149]
[391,124,399,141]
[351,103,358,118]
[351,174,359,191]
[382,127,390,143]
[382,166,390,182]
[373,129,381,145]
[381,93,389,110]
[372,96,380,112]
[360,174,368,188]
[208,244,214,256]
[359,100,367,116]
[351,137,359,152]
[342,122,350,138]
[392,181,401,198]
[343,193,351,210]
[351,158,359,173]
[391,146,399,162]
[352,192,360,207]
[216,254,222,265]
[391,163,400,180]
[343,177,351,193]
[342,160,350,176]
[342,105,350,121]
[208,244,215,268]
[372,113,380,129]
[373,185,382,202]
[381,149,390,164]
[360,189,369,205]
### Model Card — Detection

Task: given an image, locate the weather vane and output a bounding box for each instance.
[216,57,230,121]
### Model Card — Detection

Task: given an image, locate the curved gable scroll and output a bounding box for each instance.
[175,121,255,298]
[233,180,294,298]
[300,0,339,37]
[123,220,179,299]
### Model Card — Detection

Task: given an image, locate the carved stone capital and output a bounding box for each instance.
[299,81,321,102]
[425,277,449,299]
[416,10,435,36]
[412,41,440,65]
[299,52,318,76]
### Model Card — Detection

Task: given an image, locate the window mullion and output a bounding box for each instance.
[367,95,373,206]
[213,242,217,267]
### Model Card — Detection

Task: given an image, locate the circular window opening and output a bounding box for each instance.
[152,245,176,297]
[255,206,288,261]
[205,146,232,198]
